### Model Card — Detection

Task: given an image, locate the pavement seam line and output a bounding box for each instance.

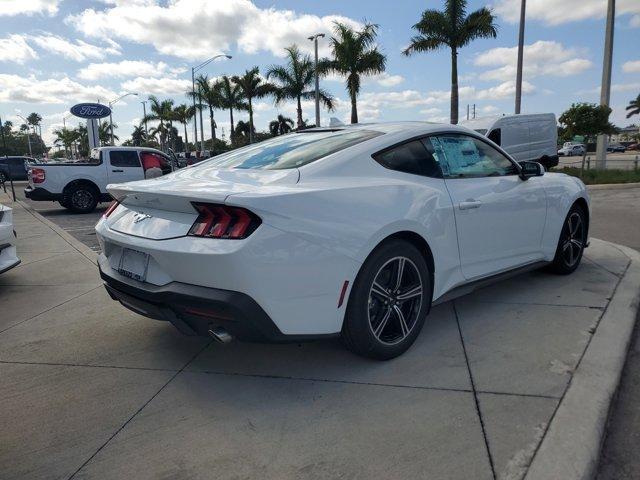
[453,300,497,480]
[522,260,630,478]
[0,360,180,373]
[67,340,212,480]
[583,254,629,278]
[0,285,103,335]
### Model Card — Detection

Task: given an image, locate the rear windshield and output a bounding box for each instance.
[204,130,382,170]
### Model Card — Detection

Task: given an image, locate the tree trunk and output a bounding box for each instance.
[296,96,303,129]
[183,124,188,153]
[210,106,216,143]
[350,91,358,124]
[248,97,254,144]
[229,108,235,145]
[450,48,459,125]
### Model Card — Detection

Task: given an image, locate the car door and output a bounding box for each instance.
[107,150,144,184]
[10,158,27,180]
[429,134,547,280]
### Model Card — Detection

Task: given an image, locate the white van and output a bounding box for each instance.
[462,113,558,169]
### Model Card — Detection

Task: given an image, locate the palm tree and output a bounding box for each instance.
[172,104,196,151]
[269,115,294,136]
[231,67,274,143]
[403,0,498,124]
[215,76,247,144]
[148,124,169,149]
[320,22,386,124]
[98,121,118,146]
[131,125,146,146]
[195,74,224,143]
[27,112,42,138]
[626,94,640,118]
[267,45,334,129]
[143,95,174,150]
[53,127,78,157]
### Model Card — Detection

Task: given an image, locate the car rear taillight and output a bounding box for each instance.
[103,200,120,218]
[31,168,45,184]
[188,203,261,239]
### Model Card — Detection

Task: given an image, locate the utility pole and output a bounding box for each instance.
[191,67,198,152]
[466,104,470,121]
[17,114,32,156]
[473,104,476,119]
[308,33,325,128]
[515,0,526,114]
[108,92,138,146]
[596,0,615,169]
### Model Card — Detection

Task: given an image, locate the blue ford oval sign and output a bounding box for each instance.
[70,103,111,119]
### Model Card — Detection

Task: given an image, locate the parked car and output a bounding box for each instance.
[0,156,31,182]
[627,143,640,151]
[461,113,559,169]
[24,146,175,213]
[607,144,626,153]
[0,203,20,274]
[96,122,590,360]
[558,144,586,157]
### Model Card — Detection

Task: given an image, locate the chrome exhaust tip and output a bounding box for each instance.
[208,327,233,344]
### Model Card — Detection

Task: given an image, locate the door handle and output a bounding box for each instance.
[459,200,482,210]
[112,169,124,172]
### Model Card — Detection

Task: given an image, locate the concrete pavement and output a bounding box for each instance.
[1,190,639,480]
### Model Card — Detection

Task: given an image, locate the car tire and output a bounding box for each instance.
[548,205,587,275]
[63,184,99,213]
[342,239,432,360]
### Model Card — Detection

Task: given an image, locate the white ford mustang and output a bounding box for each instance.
[96,122,590,359]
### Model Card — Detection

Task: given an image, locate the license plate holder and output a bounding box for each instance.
[118,248,149,282]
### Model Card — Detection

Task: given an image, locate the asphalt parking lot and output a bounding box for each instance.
[2,185,639,480]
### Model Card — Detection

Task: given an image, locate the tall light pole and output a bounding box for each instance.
[191,54,232,153]
[515,0,526,114]
[308,33,325,128]
[17,114,32,156]
[141,100,148,138]
[596,0,615,169]
[108,92,138,146]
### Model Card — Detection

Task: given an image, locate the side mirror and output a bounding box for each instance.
[520,161,544,180]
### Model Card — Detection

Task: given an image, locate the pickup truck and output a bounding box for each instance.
[25,146,175,213]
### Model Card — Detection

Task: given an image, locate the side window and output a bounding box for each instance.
[488,128,501,146]
[433,134,518,178]
[373,140,441,178]
[140,152,171,176]
[109,151,141,167]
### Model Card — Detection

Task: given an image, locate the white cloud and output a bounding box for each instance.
[0,35,38,64]
[79,61,172,81]
[474,41,592,81]
[0,74,118,104]
[66,0,361,60]
[481,105,500,114]
[0,0,60,16]
[121,77,192,95]
[622,60,640,73]
[325,71,405,88]
[31,34,122,62]
[493,0,640,26]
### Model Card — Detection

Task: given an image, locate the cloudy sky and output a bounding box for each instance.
[1,0,639,146]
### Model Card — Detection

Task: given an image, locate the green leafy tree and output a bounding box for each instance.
[172,104,196,151]
[403,0,498,124]
[558,103,617,145]
[232,67,275,143]
[215,76,248,145]
[267,45,334,129]
[130,125,147,146]
[195,74,224,143]
[143,95,174,150]
[320,22,386,124]
[98,121,118,146]
[52,127,78,157]
[626,94,640,119]
[269,115,294,136]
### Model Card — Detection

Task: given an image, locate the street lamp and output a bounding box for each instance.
[514,0,526,114]
[191,54,231,153]
[16,114,32,157]
[108,92,138,146]
[308,33,325,128]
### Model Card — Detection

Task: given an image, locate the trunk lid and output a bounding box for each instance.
[106,165,299,240]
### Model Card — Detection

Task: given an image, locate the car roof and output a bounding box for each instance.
[302,121,476,137]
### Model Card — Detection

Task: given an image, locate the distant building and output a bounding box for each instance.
[610,125,639,143]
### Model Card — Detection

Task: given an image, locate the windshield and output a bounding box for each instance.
[203,130,382,170]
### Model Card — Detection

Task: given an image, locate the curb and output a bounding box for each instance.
[1,191,98,264]
[587,182,640,191]
[525,243,640,480]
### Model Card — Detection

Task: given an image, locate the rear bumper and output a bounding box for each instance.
[98,254,334,342]
[24,186,60,201]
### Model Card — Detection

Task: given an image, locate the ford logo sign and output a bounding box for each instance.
[70,103,111,119]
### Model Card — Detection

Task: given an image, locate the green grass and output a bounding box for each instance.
[551,167,640,185]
